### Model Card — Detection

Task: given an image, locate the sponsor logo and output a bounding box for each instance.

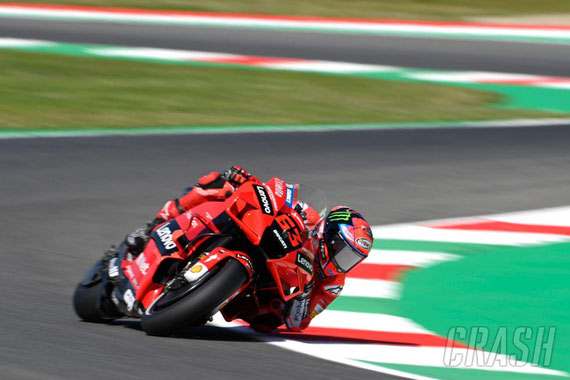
[236,254,253,271]
[266,186,278,211]
[302,298,309,319]
[123,289,135,311]
[108,258,119,278]
[311,303,325,319]
[254,185,273,215]
[135,254,150,276]
[296,252,313,275]
[292,298,309,326]
[184,264,208,282]
[157,225,177,250]
[328,210,351,222]
[125,265,139,288]
[356,238,372,250]
[273,229,288,249]
[274,179,285,198]
[324,285,343,296]
[285,184,294,207]
[190,264,204,273]
[151,220,181,255]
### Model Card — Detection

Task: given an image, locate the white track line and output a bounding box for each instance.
[310,310,430,334]
[0,37,54,47]
[88,47,238,60]
[342,278,402,299]
[281,342,567,376]
[2,6,570,40]
[260,60,398,73]
[372,224,569,245]
[365,249,461,267]
[407,71,545,83]
[488,206,570,227]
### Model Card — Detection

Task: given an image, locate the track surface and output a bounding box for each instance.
[2,126,570,379]
[1,18,570,76]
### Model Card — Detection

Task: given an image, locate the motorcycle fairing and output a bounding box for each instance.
[124,201,230,306]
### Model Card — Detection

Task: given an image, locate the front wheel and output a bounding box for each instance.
[141,259,249,336]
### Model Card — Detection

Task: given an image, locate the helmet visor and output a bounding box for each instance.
[328,233,366,273]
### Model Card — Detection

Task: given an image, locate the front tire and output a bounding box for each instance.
[141,259,248,336]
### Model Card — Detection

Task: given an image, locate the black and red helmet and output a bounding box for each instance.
[318,206,373,276]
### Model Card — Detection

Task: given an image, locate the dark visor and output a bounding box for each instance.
[328,233,366,272]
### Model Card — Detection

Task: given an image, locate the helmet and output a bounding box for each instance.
[318,206,373,277]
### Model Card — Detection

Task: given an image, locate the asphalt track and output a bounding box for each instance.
[1,18,570,76]
[2,126,570,379]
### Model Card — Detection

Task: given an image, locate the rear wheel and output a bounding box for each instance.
[141,259,248,336]
[72,259,119,323]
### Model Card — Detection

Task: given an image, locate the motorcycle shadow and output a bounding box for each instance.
[109,320,419,346]
[110,319,254,342]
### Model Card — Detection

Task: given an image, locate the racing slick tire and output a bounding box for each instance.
[73,259,119,323]
[141,258,248,336]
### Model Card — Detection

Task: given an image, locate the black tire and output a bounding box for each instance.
[141,259,248,336]
[73,259,118,323]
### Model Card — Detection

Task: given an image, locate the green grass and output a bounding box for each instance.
[400,242,570,375]
[0,50,556,130]
[16,0,570,21]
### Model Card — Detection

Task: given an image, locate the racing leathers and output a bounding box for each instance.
[125,166,345,332]
[282,239,346,331]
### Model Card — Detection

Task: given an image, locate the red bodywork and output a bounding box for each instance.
[121,177,313,317]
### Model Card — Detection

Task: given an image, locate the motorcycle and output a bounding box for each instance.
[73,177,327,336]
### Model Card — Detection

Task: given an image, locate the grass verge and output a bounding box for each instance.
[0,50,557,130]
[14,0,570,21]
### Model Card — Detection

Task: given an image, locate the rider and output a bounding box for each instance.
[125,166,374,332]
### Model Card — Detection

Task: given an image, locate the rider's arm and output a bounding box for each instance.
[284,274,346,331]
[155,166,260,221]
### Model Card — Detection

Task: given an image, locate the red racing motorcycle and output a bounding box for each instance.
[73,177,327,336]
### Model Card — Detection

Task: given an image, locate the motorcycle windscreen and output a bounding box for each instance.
[295,183,328,218]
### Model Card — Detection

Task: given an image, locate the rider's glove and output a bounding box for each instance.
[222,166,258,188]
[125,218,163,254]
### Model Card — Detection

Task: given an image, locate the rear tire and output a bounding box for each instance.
[73,259,119,323]
[141,259,248,336]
